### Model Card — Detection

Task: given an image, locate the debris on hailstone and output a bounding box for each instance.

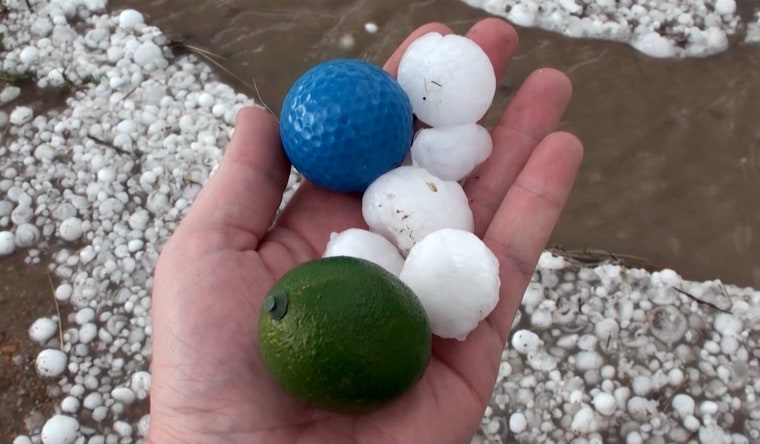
[322,228,405,276]
[399,228,500,340]
[396,32,496,127]
[362,166,474,256]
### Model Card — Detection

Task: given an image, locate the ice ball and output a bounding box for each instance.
[399,228,500,340]
[410,123,492,181]
[322,228,404,276]
[361,166,473,256]
[397,32,496,127]
[36,348,67,377]
[41,415,79,444]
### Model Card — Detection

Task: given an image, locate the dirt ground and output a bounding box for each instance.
[0,252,61,441]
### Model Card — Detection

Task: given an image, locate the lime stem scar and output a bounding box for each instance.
[265,291,289,320]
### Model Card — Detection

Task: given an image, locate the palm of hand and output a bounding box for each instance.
[146,19,583,444]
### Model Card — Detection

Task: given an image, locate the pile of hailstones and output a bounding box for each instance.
[322,32,501,341]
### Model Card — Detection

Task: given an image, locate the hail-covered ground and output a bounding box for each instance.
[2,1,759,443]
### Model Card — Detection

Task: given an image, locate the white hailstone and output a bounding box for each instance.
[538,251,566,269]
[631,375,653,396]
[1,86,22,103]
[511,329,543,354]
[130,371,152,399]
[668,368,685,386]
[60,396,80,413]
[55,283,73,301]
[699,400,719,416]
[113,420,133,438]
[397,32,496,127]
[10,106,34,125]
[672,394,696,418]
[41,415,79,444]
[118,9,144,29]
[35,348,68,377]
[364,22,379,34]
[322,228,404,276]
[715,0,736,15]
[632,32,676,58]
[91,406,108,422]
[714,312,743,335]
[14,223,41,247]
[362,166,473,255]
[0,231,16,256]
[83,392,103,410]
[29,317,58,343]
[59,217,83,241]
[571,405,597,433]
[78,323,97,344]
[13,436,33,444]
[592,392,617,416]
[683,414,701,432]
[133,42,166,70]
[409,124,492,181]
[137,414,151,437]
[594,318,619,340]
[399,228,500,340]
[625,431,644,444]
[509,412,528,434]
[626,396,654,422]
[111,387,136,405]
[19,46,40,64]
[575,351,604,371]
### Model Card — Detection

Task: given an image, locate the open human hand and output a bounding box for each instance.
[146,17,583,444]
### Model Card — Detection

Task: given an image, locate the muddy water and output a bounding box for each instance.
[110,0,760,288]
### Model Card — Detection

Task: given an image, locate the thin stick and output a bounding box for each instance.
[47,273,64,349]
[673,287,730,313]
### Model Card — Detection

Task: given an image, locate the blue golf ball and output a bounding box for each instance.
[280,59,414,193]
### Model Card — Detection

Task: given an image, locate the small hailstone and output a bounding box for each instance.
[571,405,597,433]
[10,107,34,125]
[111,387,136,405]
[633,32,676,58]
[397,32,495,126]
[118,9,144,29]
[509,412,528,433]
[399,228,500,340]
[683,414,701,432]
[593,392,617,416]
[0,231,16,255]
[337,34,355,50]
[14,223,41,247]
[362,166,473,255]
[1,86,22,103]
[19,46,40,64]
[575,351,604,371]
[672,394,696,418]
[13,436,33,444]
[91,406,108,422]
[40,415,79,444]
[631,375,653,396]
[55,283,73,301]
[322,228,404,276]
[511,329,543,354]
[113,420,133,437]
[83,392,103,410]
[364,22,379,34]
[60,396,80,413]
[133,42,166,69]
[29,317,58,343]
[59,217,83,241]
[35,348,68,377]
[410,124,492,181]
[130,371,152,398]
[700,400,719,416]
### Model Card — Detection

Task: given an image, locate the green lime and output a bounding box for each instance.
[258,256,432,414]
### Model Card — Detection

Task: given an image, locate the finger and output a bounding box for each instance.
[483,131,584,340]
[466,68,574,236]
[180,106,291,250]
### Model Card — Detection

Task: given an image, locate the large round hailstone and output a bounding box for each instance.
[397,32,496,127]
[41,414,79,444]
[322,228,405,276]
[410,124,492,181]
[36,348,67,377]
[362,166,473,256]
[399,228,500,340]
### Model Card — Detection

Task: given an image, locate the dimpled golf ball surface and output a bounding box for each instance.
[280,59,413,193]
